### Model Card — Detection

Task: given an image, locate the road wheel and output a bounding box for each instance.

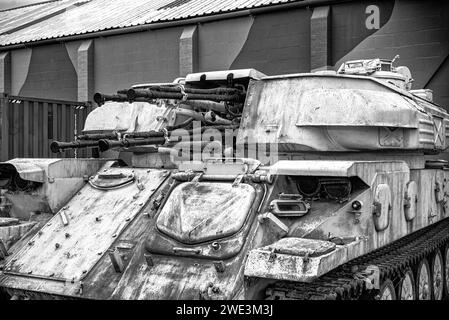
[378,278,396,300]
[430,250,444,300]
[416,258,431,300]
[398,268,415,300]
[444,244,449,299]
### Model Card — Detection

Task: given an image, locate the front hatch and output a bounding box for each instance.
[156,182,256,244]
[3,168,168,282]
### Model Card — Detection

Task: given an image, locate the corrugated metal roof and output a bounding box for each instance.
[0,0,301,47]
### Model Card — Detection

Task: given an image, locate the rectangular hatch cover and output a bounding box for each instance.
[4,169,167,281]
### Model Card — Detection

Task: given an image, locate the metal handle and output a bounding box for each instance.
[270,199,310,217]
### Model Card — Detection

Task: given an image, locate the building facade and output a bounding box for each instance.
[0,0,448,108]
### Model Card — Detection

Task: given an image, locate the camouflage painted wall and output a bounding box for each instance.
[3,0,449,107]
[230,8,312,74]
[94,28,182,95]
[11,43,78,101]
[333,0,449,107]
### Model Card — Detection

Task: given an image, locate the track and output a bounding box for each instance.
[266,218,449,300]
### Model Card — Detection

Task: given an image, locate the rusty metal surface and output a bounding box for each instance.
[0,0,299,46]
[266,219,449,300]
[83,101,170,133]
[2,168,167,281]
[110,183,266,300]
[263,238,336,257]
[0,221,36,249]
[3,159,108,219]
[269,160,408,186]
[244,239,364,282]
[2,65,449,300]
[156,182,256,244]
[238,74,448,152]
[1,159,53,182]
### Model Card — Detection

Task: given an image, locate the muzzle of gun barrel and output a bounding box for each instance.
[50,140,99,153]
[98,137,167,152]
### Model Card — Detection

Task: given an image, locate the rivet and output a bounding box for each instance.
[65,233,70,238]
[55,243,60,249]
[214,261,225,273]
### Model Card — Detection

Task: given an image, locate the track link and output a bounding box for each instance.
[266,218,449,300]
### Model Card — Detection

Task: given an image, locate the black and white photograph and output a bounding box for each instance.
[0,0,448,311]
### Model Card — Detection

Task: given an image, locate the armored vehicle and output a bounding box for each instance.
[1,58,449,300]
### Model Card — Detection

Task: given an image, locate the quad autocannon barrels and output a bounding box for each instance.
[94,85,246,105]
[50,130,168,153]
[52,84,244,154]
[50,124,239,153]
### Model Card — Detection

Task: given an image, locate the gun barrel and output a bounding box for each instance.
[98,137,167,152]
[144,85,242,95]
[127,88,244,103]
[93,93,128,105]
[76,133,119,140]
[77,130,165,140]
[50,140,99,153]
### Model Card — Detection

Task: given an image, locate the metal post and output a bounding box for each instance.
[0,93,9,161]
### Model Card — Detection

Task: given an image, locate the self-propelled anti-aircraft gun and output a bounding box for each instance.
[1,59,449,300]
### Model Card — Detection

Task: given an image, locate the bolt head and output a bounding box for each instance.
[351,200,362,211]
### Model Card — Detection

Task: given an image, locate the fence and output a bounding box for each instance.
[0,94,95,161]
